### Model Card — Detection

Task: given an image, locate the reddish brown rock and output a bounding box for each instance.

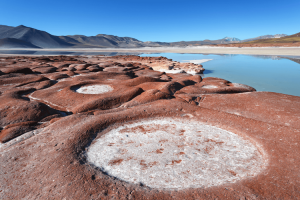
[1,100,300,199]
[83,55,205,74]
[31,65,57,73]
[70,63,91,71]
[44,72,70,80]
[0,88,61,127]
[0,55,299,200]
[52,62,71,68]
[134,69,165,78]
[35,80,57,90]
[121,89,171,107]
[87,65,103,72]
[40,114,64,122]
[198,91,300,129]
[1,66,34,74]
[0,121,37,143]
[103,66,127,72]
[30,75,145,113]
[176,77,256,95]
[0,73,48,91]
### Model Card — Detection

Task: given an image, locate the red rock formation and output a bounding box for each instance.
[87,55,205,74]
[0,55,299,199]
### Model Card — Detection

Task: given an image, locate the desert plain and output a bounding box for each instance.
[1,46,300,56]
[0,53,300,199]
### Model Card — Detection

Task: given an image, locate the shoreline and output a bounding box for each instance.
[1,46,300,56]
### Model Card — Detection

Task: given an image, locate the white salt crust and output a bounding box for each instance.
[232,83,252,89]
[157,69,186,74]
[157,69,203,75]
[183,59,213,64]
[75,85,113,94]
[87,118,267,190]
[202,85,219,89]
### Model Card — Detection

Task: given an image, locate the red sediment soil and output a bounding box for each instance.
[212,42,300,47]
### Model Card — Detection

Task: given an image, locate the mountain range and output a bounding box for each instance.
[242,34,287,42]
[0,25,72,48]
[240,32,300,45]
[0,25,289,48]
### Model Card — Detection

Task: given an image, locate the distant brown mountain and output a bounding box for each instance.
[0,25,150,48]
[241,32,300,44]
[59,34,145,48]
[0,24,296,48]
[0,38,41,49]
[0,25,72,48]
[288,32,300,37]
[241,34,287,42]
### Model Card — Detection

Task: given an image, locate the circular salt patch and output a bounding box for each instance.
[76,85,113,94]
[202,85,219,89]
[87,118,267,189]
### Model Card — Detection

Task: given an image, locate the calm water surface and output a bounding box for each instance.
[141,53,300,97]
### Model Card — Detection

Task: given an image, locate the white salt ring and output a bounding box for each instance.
[87,118,267,189]
[76,85,113,94]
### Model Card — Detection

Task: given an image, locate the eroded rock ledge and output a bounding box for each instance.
[0,55,300,199]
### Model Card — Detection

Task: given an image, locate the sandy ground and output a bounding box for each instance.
[1,46,300,56]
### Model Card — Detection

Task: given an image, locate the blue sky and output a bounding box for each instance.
[1,0,299,42]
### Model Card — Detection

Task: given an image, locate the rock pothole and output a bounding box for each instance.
[75,85,113,94]
[87,118,267,190]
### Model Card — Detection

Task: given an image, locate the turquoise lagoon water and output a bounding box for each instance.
[141,53,300,97]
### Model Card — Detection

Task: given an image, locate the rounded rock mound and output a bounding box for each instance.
[87,118,267,190]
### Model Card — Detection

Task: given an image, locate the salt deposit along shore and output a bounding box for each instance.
[1,46,300,56]
[1,55,300,199]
